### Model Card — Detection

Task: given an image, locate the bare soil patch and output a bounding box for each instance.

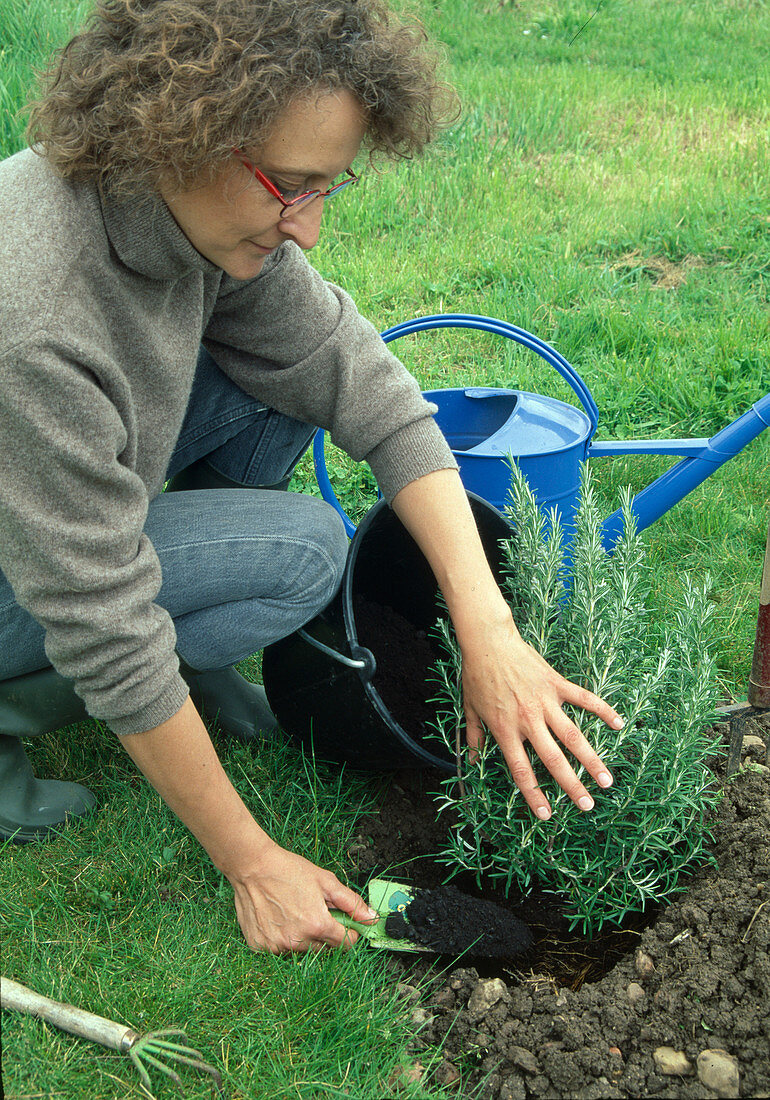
[612,250,705,289]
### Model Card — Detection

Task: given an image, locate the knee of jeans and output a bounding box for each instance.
[312,500,350,603]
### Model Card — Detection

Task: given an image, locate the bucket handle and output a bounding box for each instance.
[314,313,599,534]
[296,628,377,678]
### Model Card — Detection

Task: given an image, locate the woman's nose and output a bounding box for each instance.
[278,197,324,250]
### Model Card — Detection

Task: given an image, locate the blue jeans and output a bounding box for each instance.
[0,349,349,677]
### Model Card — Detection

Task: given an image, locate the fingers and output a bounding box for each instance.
[277,897,369,955]
[465,708,485,763]
[495,734,554,820]
[565,680,625,732]
[319,881,379,953]
[285,925,357,954]
[547,706,615,787]
[249,911,359,955]
[326,880,379,926]
[485,709,615,820]
[497,737,589,820]
[287,891,375,954]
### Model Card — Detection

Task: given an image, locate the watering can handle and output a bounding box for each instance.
[314,313,599,535]
[381,314,600,427]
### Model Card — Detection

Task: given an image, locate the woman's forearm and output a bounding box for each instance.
[391,468,513,645]
[118,695,271,876]
[118,694,377,952]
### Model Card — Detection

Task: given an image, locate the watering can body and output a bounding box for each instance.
[423,385,592,528]
[314,314,770,545]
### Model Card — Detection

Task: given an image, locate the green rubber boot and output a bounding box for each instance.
[0,665,88,737]
[179,658,279,744]
[0,668,95,843]
[0,735,96,844]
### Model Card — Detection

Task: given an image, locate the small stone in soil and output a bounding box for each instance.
[384,884,533,957]
[634,948,656,978]
[509,1046,540,1074]
[468,977,509,1017]
[435,1060,461,1087]
[653,1047,694,1076]
[742,734,767,760]
[697,1050,740,1098]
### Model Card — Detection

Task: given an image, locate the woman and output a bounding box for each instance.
[0,0,623,953]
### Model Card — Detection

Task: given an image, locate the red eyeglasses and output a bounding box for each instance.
[232,149,359,217]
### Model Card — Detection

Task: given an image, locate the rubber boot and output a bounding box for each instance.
[178,656,279,744]
[165,458,290,494]
[0,668,95,844]
[0,735,96,844]
[0,665,88,737]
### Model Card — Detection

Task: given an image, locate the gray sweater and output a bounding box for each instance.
[0,149,455,735]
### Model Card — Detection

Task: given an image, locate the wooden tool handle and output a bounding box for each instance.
[1,976,138,1052]
[749,519,770,708]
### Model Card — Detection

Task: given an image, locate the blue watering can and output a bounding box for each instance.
[314,313,770,547]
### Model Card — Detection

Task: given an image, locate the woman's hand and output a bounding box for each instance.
[119,696,377,953]
[227,840,378,953]
[460,614,622,821]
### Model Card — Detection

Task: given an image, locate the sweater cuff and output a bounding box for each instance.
[365,418,458,503]
[107,673,190,737]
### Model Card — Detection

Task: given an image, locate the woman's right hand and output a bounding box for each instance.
[227,839,379,953]
[118,696,377,954]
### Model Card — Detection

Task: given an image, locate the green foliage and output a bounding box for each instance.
[430,465,724,933]
[0,0,91,157]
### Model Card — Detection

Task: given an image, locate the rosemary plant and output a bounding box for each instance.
[430,466,724,934]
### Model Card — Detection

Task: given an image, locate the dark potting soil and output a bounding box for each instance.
[347,713,770,1100]
[385,884,534,958]
[352,596,441,744]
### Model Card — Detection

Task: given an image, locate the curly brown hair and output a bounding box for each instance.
[26,0,456,194]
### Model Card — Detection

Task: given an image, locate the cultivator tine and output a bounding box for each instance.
[130,1043,183,1090]
[725,706,754,778]
[130,1029,225,1095]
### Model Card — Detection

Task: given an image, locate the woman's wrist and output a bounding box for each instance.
[211,816,277,882]
[449,589,521,653]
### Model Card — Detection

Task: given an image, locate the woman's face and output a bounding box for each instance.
[161,89,367,280]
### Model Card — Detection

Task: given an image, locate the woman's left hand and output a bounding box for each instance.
[459,612,622,820]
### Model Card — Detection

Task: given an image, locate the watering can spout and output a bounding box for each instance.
[600,393,770,550]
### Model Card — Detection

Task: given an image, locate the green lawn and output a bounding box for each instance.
[1,0,769,1096]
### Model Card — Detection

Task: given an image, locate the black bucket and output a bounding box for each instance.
[262,492,512,772]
